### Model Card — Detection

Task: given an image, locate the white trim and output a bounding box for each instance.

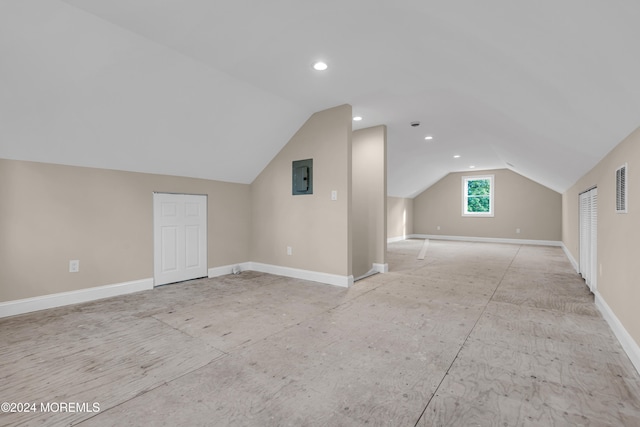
[354,263,388,282]
[0,278,154,319]
[354,270,378,282]
[372,263,388,273]
[208,262,252,278]
[0,262,355,318]
[561,243,579,273]
[409,234,562,247]
[248,262,353,288]
[387,235,406,244]
[595,291,640,375]
[462,174,495,217]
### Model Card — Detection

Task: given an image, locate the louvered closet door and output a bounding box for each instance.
[579,192,587,280]
[590,189,597,292]
[579,188,597,293]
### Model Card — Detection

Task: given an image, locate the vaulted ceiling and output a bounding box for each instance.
[2,1,639,197]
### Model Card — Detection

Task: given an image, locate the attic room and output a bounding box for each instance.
[1,1,640,425]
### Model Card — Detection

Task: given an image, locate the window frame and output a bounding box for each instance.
[462,175,495,217]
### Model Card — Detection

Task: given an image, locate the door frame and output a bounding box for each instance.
[579,186,597,293]
[153,192,208,287]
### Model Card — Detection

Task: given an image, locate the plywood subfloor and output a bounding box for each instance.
[1,240,639,426]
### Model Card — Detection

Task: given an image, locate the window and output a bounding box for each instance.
[462,175,494,217]
[616,163,627,213]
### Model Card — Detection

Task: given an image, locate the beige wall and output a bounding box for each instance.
[563,127,640,347]
[250,105,353,277]
[352,126,387,278]
[387,197,414,240]
[0,159,251,302]
[414,168,562,241]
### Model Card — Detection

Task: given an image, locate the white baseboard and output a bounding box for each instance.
[387,235,407,244]
[561,243,579,273]
[595,292,640,375]
[248,262,354,288]
[0,262,355,318]
[0,278,154,319]
[409,234,562,247]
[373,263,388,273]
[354,263,388,282]
[208,262,252,278]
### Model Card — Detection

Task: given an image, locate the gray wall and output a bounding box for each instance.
[413,168,562,241]
[352,126,387,278]
[0,104,365,304]
[250,105,353,277]
[0,159,251,302]
[563,126,640,349]
[387,197,413,240]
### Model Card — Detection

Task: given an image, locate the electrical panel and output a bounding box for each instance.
[292,159,313,195]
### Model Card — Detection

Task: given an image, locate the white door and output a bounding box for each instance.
[579,187,597,292]
[153,193,207,286]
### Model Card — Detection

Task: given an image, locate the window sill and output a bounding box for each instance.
[462,213,494,217]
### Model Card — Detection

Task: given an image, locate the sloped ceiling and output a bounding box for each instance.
[2,0,639,197]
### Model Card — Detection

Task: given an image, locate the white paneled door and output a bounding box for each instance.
[153,193,207,286]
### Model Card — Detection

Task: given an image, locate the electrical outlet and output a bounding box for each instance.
[287,246,292,256]
[69,260,80,273]
[516,228,521,234]
[331,190,338,201]
[437,226,441,231]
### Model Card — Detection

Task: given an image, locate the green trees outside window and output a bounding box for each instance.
[463,175,494,216]
[467,179,491,212]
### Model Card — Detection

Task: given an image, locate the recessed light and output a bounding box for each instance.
[353,116,362,121]
[424,136,433,140]
[453,155,461,159]
[313,61,328,71]
[469,165,476,169]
